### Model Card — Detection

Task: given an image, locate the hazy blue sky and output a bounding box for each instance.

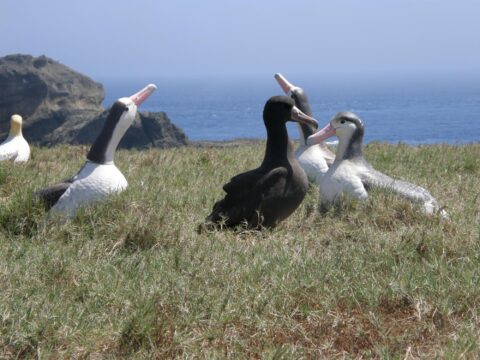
[1,0,479,80]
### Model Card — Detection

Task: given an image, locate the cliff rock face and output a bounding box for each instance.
[0,54,104,137]
[44,110,188,149]
[0,54,188,148]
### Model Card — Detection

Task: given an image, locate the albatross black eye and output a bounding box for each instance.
[124,107,129,112]
[340,119,346,124]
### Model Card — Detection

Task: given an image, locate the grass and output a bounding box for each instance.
[0,142,479,358]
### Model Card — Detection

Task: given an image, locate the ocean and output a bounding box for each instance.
[100,76,480,144]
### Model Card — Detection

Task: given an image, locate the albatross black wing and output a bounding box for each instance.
[207,167,289,227]
[222,168,266,199]
[34,178,74,210]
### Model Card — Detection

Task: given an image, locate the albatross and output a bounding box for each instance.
[206,95,318,228]
[0,114,30,162]
[36,84,157,219]
[307,111,448,217]
[274,73,334,184]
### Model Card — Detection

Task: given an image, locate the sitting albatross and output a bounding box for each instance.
[274,73,334,184]
[206,96,318,228]
[307,112,448,217]
[0,114,30,162]
[35,84,157,219]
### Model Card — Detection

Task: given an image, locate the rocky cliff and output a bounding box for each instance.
[0,54,188,148]
[43,110,188,149]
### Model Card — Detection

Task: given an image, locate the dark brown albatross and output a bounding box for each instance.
[205,95,318,228]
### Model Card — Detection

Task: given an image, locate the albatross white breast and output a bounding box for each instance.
[36,84,157,219]
[0,114,30,162]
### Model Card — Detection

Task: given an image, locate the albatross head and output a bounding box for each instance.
[263,96,318,128]
[114,84,158,135]
[274,73,301,97]
[86,84,157,164]
[9,114,23,137]
[274,73,312,113]
[307,112,364,145]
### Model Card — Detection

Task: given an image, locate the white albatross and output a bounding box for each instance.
[0,114,30,162]
[35,84,157,219]
[307,112,448,217]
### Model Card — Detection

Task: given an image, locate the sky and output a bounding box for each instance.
[1,0,479,81]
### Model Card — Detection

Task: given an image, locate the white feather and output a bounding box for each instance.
[319,160,369,203]
[49,162,127,219]
[0,135,30,162]
[295,144,332,184]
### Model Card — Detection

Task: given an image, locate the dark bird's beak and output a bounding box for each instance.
[291,106,318,128]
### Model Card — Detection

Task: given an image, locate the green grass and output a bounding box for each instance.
[0,142,479,358]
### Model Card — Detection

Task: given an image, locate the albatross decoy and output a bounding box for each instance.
[0,114,30,162]
[274,73,334,183]
[206,96,318,228]
[307,112,448,217]
[35,84,157,219]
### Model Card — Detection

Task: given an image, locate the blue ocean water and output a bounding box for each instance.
[100,77,480,144]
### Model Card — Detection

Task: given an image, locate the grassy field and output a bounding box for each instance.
[0,142,479,358]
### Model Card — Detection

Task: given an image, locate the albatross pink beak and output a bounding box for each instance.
[274,73,296,95]
[307,122,336,145]
[130,84,157,106]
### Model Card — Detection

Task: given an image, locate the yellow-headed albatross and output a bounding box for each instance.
[206,96,318,228]
[274,73,334,184]
[36,84,157,219]
[307,112,448,217]
[0,114,30,162]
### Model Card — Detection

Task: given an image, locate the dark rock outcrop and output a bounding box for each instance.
[0,54,188,148]
[0,54,104,136]
[44,110,188,149]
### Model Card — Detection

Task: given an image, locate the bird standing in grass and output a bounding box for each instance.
[307,111,448,217]
[0,114,30,162]
[35,84,157,219]
[206,96,318,228]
